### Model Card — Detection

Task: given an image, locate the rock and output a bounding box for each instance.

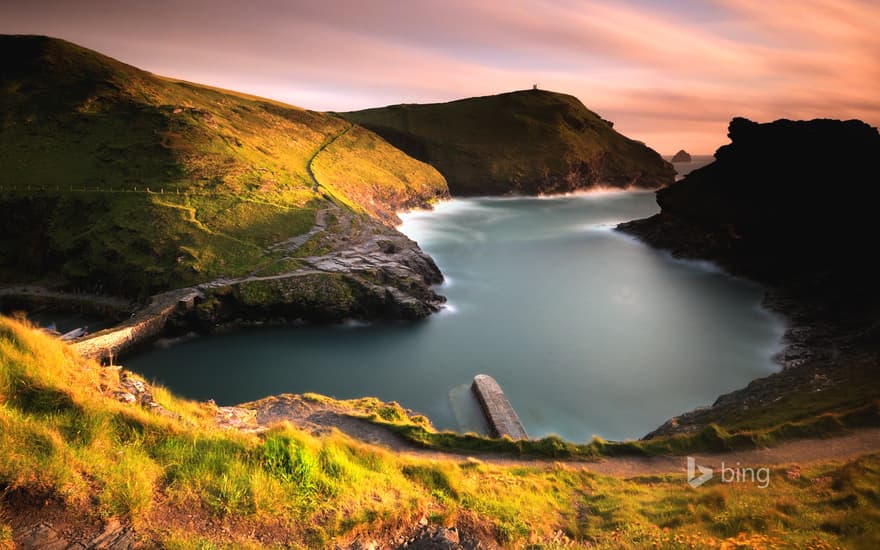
[398,525,464,550]
[628,118,880,284]
[398,528,468,550]
[113,391,136,404]
[197,225,446,325]
[215,406,260,431]
[89,519,137,549]
[620,117,880,304]
[435,527,460,545]
[17,523,68,550]
[621,118,880,438]
[671,149,692,163]
[120,376,146,395]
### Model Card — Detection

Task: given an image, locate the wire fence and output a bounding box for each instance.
[0,183,217,195]
[0,184,322,213]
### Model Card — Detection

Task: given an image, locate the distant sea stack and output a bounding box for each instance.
[341,90,675,196]
[671,150,692,163]
[619,117,880,289]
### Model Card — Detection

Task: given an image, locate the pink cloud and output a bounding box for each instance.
[2,0,878,154]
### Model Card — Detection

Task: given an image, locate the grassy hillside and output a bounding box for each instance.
[342,90,675,195]
[0,35,447,296]
[2,316,880,548]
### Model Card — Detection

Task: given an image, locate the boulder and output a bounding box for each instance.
[671,149,692,163]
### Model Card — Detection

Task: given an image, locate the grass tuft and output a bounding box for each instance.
[1,315,879,548]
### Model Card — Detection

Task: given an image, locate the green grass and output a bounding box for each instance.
[1,316,879,547]
[684,352,880,435]
[342,89,675,195]
[0,519,11,550]
[0,192,318,296]
[311,123,448,222]
[0,35,447,296]
[314,392,879,460]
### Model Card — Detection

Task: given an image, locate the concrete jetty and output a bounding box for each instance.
[471,374,529,440]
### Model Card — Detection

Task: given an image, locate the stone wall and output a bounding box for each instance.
[72,289,200,362]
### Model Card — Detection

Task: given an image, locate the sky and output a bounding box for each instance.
[3,0,879,154]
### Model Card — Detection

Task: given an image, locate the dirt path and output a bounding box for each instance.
[306,122,354,193]
[583,428,880,476]
[238,395,880,477]
[335,417,880,476]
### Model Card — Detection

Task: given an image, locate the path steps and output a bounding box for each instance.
[471,374,529,440]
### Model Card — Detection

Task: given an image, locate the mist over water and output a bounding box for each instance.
[127,191,784,441]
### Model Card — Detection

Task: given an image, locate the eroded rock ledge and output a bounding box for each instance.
[53,207,446,362]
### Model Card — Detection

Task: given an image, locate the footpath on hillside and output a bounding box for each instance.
[227,394,880,478]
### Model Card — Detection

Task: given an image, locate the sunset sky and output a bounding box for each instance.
[3,0,879,154]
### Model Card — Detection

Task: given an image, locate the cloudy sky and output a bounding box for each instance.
[4,0,879,153]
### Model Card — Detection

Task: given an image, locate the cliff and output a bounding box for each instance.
[0,35,447,319]
[341,90,675,196]
[620,117,880,437]
[621,117,880,289]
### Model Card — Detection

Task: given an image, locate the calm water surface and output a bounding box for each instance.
[127,190,784,441]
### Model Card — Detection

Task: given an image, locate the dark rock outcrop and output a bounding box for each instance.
[621,117,880,289]
[620,117,880,437]
[671,149,692,163]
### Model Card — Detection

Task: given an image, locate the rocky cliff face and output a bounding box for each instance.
[622,117,880,288]
[620,117,880,437]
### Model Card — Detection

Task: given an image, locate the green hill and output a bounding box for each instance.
[2,316,879,548]
[0,35,447,297]
[341,90,675,195]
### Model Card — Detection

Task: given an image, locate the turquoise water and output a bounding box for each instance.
[126,191,784,441]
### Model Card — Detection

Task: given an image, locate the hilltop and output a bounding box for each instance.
[0,35,448,316]
[342,90,675,195]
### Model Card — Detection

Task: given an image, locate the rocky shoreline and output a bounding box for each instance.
[3,208,447,363]
[618,117,880,438]
[616,217,861,438]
